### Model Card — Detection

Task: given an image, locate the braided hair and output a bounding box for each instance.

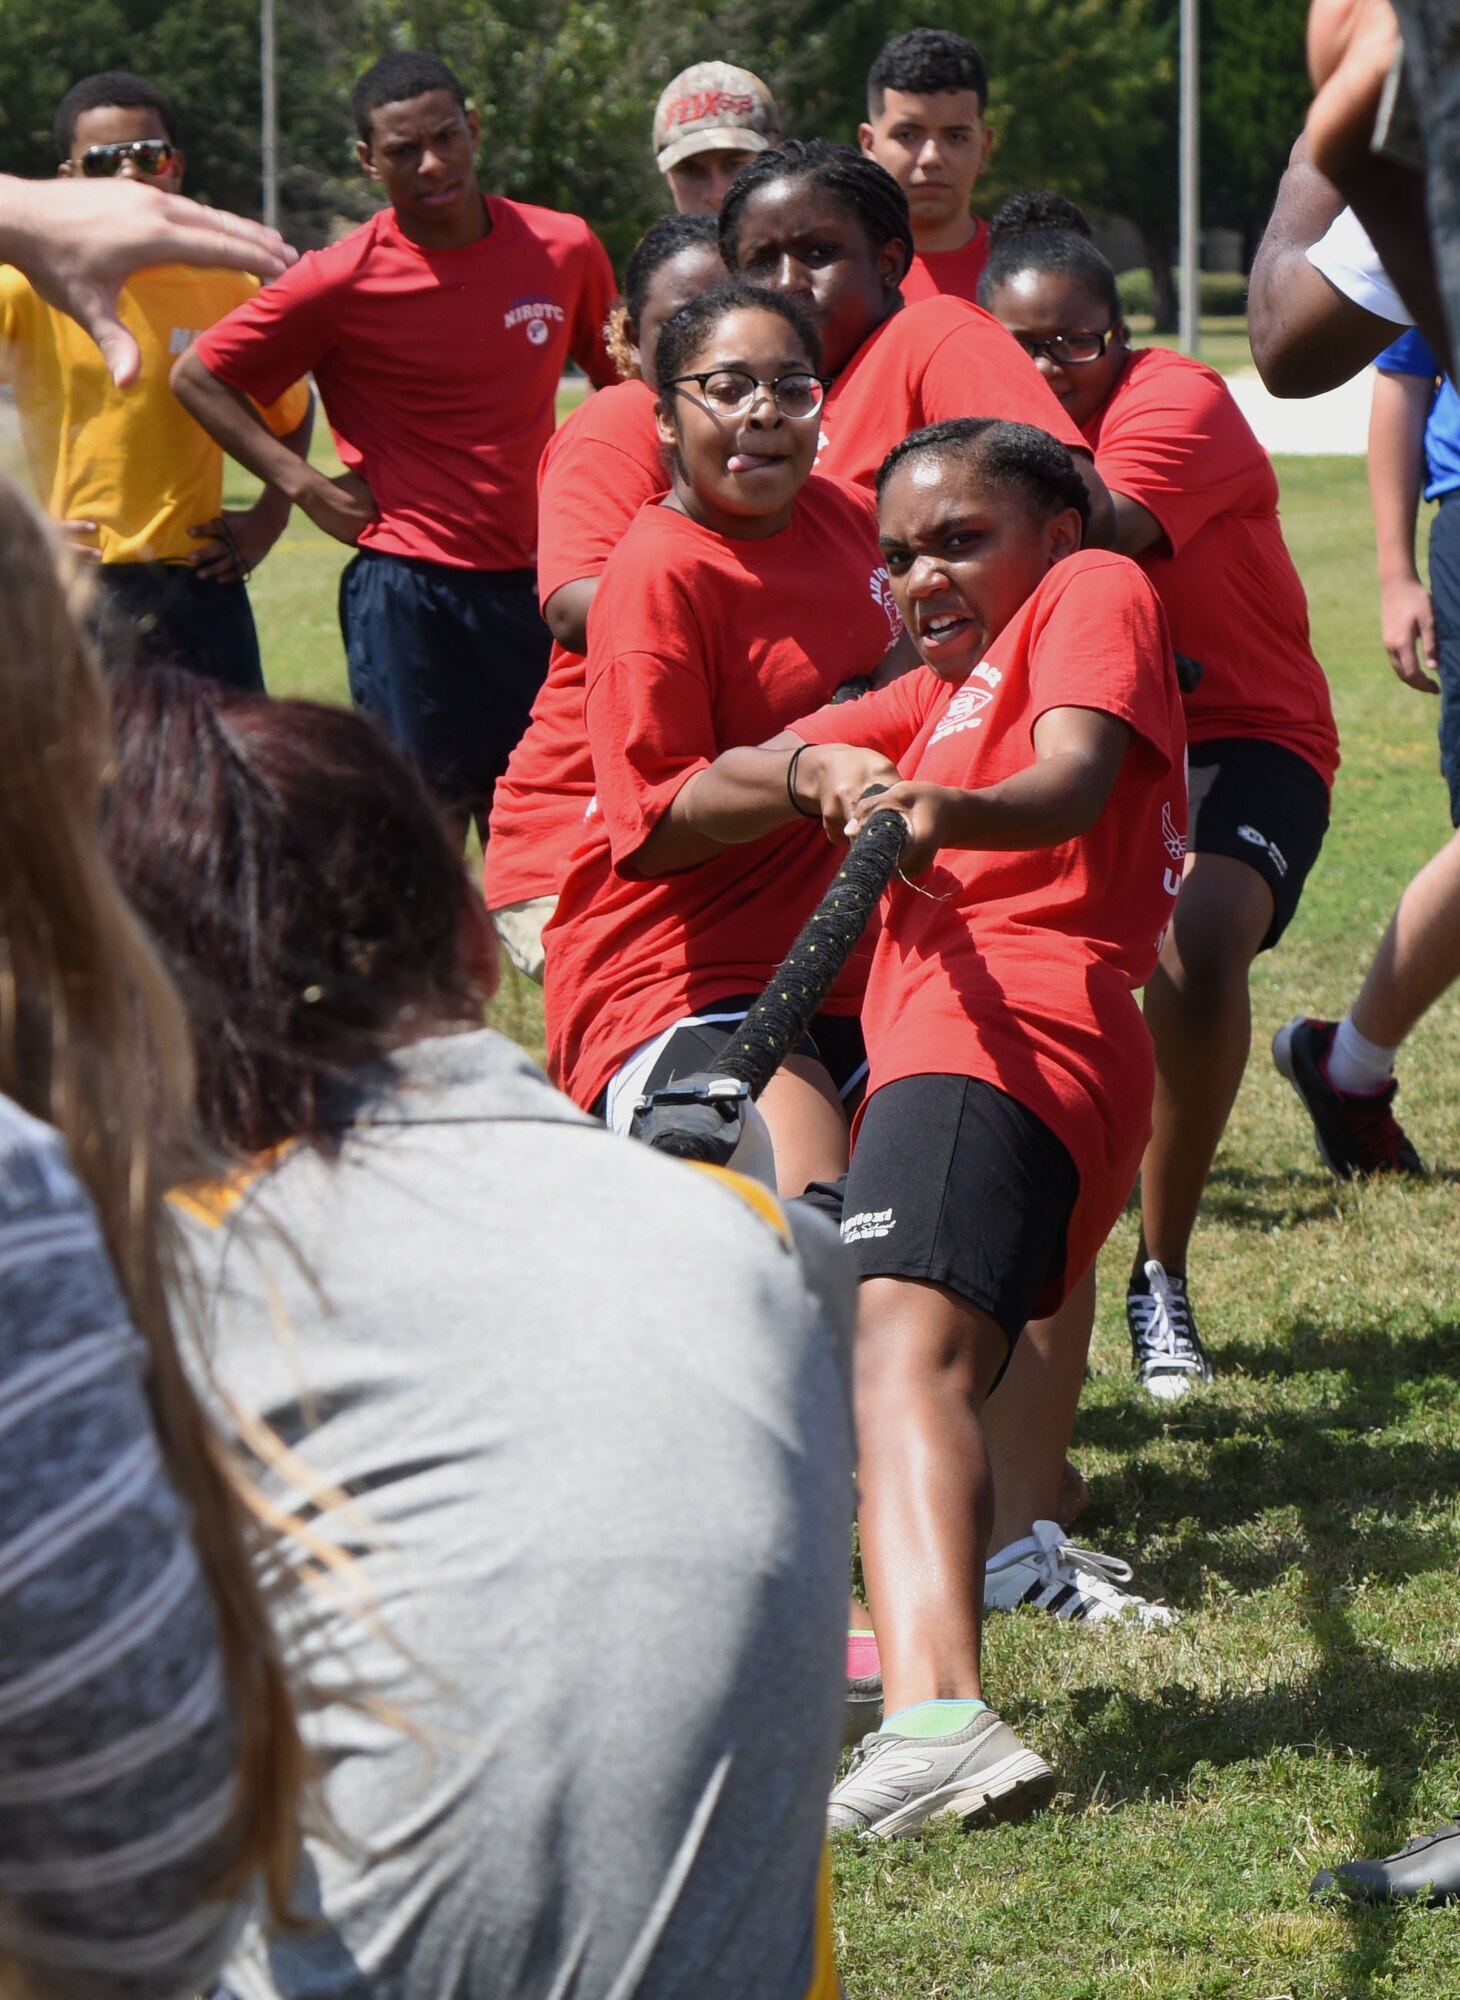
[719,138,914,286]
[876,417,1091,537]
[978,189,1121,323]
[604,213,722,380]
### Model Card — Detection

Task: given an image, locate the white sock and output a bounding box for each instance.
[1325,1013,1399,1095]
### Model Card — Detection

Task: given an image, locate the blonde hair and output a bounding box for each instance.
[603,302,640,384]
[0,478,309,1918]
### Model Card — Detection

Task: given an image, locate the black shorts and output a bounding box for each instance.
[634,995,868,1108]
[799,1074,1079,1345]
[1187,737,1329,951]
[339,550,551,825]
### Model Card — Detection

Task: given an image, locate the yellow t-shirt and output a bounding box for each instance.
[0,262,309,564]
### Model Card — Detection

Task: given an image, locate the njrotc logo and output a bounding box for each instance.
[504,297,565,346]
[869,566,903,637]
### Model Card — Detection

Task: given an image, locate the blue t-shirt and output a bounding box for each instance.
[1376,328,1460,499]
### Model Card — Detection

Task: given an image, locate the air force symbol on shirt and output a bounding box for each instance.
[1161,798,1187,898]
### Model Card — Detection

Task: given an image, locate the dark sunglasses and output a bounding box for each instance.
[79,139,176,179]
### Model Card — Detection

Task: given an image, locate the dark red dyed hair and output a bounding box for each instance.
[103,669,494,1155]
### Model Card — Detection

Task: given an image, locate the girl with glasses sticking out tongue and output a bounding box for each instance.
[543,281,913,1199]
[981,191,1340,1405]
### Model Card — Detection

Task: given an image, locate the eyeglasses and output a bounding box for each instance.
[79,139,176,179]
[663,369,828,420]
[1009,328,1115,367]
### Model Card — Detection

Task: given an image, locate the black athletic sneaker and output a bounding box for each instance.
[1272,1017,1426,1179]
[1127,1259,1212,1402]
[1311,1821,1460,1905]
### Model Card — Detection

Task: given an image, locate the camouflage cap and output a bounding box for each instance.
[653,62,781,173]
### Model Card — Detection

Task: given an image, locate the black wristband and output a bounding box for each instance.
[786,742,818,818]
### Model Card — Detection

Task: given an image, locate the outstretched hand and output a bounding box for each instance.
[0,176,296,389]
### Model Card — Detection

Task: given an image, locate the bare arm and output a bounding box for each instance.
[1075,455,1116,548]
[676,706,1133,881]
[0,175,294,388]
[1368,365,1439,690]
[842,705,1134,877]
[172,348,376,548]
[1109,491,1166,557]
[675,734,905,860]
[1301,0,1453,369]
[184,400,314,581]
[1248,136,1404,394]
[543,577,597,653]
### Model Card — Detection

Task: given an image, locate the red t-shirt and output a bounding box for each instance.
[794,551,1188,1302]
[485,379,664,908]
[544,476,905,1111]
[815,296,1088,491]
[194,198,618,571]
[900,224,990,307]
[1082,346,1339,787]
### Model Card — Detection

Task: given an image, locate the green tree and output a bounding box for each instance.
[1201,0,1309,257]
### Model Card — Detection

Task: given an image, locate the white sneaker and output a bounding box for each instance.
[984,1518,1177,1627]
[828,1708,1055,1838]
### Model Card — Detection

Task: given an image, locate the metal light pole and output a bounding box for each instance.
[1178,0,1199,354]
[261,0,279,231]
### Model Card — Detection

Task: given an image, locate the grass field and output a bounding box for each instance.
[0,394,1446,1990]
[1130,315,1256,376]
[228,443,1460,1996]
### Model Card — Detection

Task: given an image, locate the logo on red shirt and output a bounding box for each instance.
[1161,798,1187,898]
[505,297,565,347]
[930,680,994,745]
[869,567,903,638]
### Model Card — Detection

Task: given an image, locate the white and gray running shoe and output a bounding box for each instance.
[984,1518,1177,1627]
[828,1709,1055,1838]
[1127,1258,1212,1401]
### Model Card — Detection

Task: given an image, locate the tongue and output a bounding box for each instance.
[729,452,777,473]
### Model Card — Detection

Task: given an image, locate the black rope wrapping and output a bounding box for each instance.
[709,804,908,1101]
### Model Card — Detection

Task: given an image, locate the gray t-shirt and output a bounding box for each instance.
[186,1029,855,2000]
[0,1093,243,1999]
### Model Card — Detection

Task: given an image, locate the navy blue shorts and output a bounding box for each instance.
[90,564,264,692]
[339,551,551,826]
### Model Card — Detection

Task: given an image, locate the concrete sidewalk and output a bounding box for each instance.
[1225,363,1374,456]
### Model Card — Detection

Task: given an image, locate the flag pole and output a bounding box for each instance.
[261,0,279,231]
[1179,0,1200,354]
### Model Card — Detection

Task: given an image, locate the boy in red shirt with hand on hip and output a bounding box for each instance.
[172,51,617,838]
